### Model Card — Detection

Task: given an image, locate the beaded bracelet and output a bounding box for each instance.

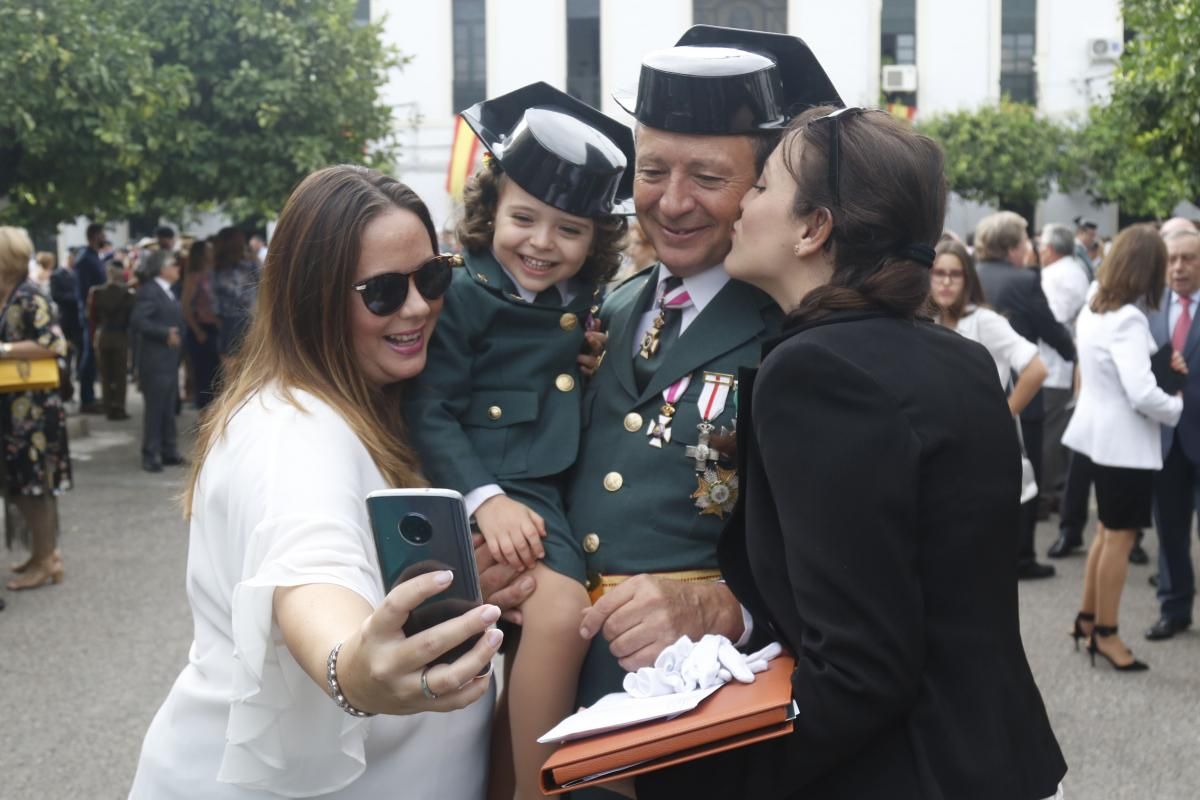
[326,641,375,718]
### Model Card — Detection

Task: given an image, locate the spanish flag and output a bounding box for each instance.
[446,115,481,201]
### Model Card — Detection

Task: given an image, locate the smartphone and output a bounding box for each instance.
[366,488,485,666]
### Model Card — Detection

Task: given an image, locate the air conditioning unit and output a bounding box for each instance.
[1088,38,1123,63]
[881,65,918,93]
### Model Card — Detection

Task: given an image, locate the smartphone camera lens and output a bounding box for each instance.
[398,513,433,545]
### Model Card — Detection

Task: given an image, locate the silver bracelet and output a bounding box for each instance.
[326,641,375,718]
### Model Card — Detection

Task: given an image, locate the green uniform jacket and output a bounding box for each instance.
[565,263,782,707]
[405,250,598,495]
[90,283,136,349]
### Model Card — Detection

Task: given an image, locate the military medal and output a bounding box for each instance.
[684,372,734,472]
[647,375,690,447]
[692,466,739,519]
[638,280,692,359]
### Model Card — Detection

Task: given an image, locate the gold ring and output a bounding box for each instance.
[420,667,439,700]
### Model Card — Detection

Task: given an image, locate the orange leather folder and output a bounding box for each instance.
[540,655,796,795]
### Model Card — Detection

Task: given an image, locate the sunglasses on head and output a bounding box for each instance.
[352,254,456,316]
[809,106,890,208]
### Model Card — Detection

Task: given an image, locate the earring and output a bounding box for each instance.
[793,244,802,257]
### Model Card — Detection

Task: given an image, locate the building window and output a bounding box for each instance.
[353,0,370,25]
[566,0,601,107]
[881,0,916,66]
[1001,0,1037,104]
[453,0,487,112]
[692,0,787,34]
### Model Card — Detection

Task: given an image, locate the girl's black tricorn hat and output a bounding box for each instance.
[615,25,843,135]
[460,81,635,218]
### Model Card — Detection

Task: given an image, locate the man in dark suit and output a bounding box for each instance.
[975,211,1075,580]
[131,250,185,472]
[1147,225,1200,640]
[74,223,108,414]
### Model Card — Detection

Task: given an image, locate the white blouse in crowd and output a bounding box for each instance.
[129,386,492,799]
[1063,300,1182,470]
[945,305,1039,389]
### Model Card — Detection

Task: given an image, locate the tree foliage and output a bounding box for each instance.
[0,0,399,234]
[918,100,1073,217]
[1067,0,1200,217]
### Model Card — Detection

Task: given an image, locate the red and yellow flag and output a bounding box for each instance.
[446,116,482,201]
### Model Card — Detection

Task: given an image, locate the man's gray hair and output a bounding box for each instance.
[141,248,174,278]
[1041,223,1074,256]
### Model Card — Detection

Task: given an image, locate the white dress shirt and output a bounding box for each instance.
[130,387,492,799]
[1062,300,1183,469]
[154,275,176,300]
[949,306,1039,390]
[629,263,731,356]
[1038,257,1090,389]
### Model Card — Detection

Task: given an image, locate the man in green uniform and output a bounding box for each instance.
[88,261,136,420]
[568,26,841,723]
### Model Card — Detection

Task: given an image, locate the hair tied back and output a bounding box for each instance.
[897,243,935,268]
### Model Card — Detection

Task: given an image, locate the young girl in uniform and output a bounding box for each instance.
[405,82,633,799]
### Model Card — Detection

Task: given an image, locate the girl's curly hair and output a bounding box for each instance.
[456,161,628,286]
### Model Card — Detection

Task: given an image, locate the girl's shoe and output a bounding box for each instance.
[5,558,64,591]
[1088,625,1148,672]
[1070,611,1095,651]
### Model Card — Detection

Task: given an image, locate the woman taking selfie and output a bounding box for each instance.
[130,166,531,798]
[630,108,1066,799]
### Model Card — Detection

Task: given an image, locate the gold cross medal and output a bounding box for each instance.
[638,311,666,359]
[647,375,691,448]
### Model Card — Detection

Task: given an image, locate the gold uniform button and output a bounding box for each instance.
[487,405,502,420]
[623,412,643,432]
[603,471,623,492]
[560,313,578,331]
[555,373,576,392]
[582,533,601,554]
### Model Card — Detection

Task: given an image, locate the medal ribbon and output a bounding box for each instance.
[647,374,691,446]
[697,372,734,423]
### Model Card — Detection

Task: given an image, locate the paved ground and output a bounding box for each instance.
[1,398,1198,799]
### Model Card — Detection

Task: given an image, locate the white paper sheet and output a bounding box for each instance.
[537,685,722,744]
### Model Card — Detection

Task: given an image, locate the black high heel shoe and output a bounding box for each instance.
[1070,611,1095,651]
[1088,625,1149,672]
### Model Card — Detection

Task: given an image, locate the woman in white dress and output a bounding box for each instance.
[130,166,528,798]
[932,239,1047,415]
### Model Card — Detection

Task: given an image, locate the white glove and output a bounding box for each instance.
[623,634,783,698]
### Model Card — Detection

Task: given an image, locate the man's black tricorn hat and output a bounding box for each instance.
[614,25,843,135]
[460,81,635,218]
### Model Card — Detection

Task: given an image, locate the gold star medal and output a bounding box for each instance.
[692,466,739,519]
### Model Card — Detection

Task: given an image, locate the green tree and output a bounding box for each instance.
[0,0,190,234]
[0,0,398,234]
[919,100,1073,223]
[1065,0,1200,217]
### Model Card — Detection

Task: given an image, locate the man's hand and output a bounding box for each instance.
[577,330,608,377]
[578,576,743,672]
[167,326,181,348]
[474,533,536,625]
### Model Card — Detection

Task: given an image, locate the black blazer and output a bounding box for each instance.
[131,281,184,377]
[976,260,1075,422]
[638,311,1066,800]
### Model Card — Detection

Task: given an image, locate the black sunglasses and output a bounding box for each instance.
[810,107,889,208]
[352,254,456,316]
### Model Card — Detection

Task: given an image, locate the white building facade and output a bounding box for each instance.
[376,0,1125,236]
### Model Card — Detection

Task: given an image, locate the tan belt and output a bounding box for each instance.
[586,568,722,605]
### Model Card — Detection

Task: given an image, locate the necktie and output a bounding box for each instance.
[1174,295,1192,354]
[533,287,560,307]
[634,276,692,393]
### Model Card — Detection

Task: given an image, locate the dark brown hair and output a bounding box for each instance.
[781,107,947,323]
[185,165,435,515]
[456,161,628,285]
[932,239,986,324]
[1090,223,1166,314]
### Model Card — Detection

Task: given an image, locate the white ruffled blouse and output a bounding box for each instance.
[129,387,492,799]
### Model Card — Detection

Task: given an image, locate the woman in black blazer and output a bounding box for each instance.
[632,108,1067,799]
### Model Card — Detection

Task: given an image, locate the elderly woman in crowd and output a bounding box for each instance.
[130,165,534,798]
[0,227,73,593]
